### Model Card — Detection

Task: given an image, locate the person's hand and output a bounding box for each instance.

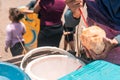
[34,0,41,13]
[84,37,118,60]
[102,37,118,54]
[4,47,8,52]
[65,0,84,18]
[63,31,71,35]
[65,0,84,8]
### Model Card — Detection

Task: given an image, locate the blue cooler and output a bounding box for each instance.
[59,60,120,80]
[0,62,31,80]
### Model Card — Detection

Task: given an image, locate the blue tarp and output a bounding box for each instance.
[59,60,120,80]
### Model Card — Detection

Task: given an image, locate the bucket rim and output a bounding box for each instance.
[20,46,77,70]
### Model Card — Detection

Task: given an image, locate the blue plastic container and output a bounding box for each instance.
[0,62,31,80]
[59,60,120,80]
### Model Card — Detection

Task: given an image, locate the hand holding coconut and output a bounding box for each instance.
[87,37,119,60]
[80,26,118,60]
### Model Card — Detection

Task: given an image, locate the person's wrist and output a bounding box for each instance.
[112,38,119,47]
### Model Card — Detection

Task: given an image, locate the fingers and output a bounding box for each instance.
[89,49,101,60]
[83,47,92,58]
[4,47,8,52]
[65,0,83,8]
[85,37,112,60]
[89,49,107,60]
[89,49,98,60]
[103,37,113,53]
[5,49,8,52]
[63,32,71,35]
[74,0,83,7]
[103,38,109,52]
[83,47,105,60]
[81,37,112,60]
[76,0,84,7]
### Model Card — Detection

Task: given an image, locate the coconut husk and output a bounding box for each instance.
[80,25,106,54]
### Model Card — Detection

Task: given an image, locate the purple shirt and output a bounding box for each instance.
[5,22,26,48]
[39,0,65,26]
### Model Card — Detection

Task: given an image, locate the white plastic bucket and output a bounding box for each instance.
[20,46,85,80]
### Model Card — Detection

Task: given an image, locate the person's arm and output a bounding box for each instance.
[61,5,69,25]
[21,22,26,35]
[65,0,85,18]
[22,8,34,14]
[86,37,119,60]
[5,26,12,52]
[33,0,41,13]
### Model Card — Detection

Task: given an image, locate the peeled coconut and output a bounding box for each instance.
[80,25,106,54]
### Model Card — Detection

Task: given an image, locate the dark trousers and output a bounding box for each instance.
[37,24,63,47]
[10,42,24,56]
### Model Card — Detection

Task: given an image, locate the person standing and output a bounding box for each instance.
[5,8,26,56]
[63,9,80,56]
[34,0,66,47]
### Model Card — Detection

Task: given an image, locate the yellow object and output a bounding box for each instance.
[18,6,40,50]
